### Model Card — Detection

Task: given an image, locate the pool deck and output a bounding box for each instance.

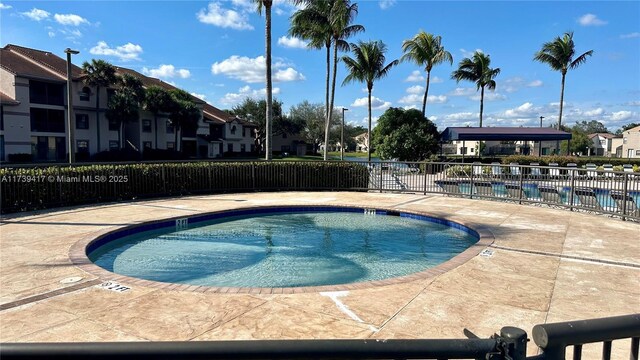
[1,192,638,356]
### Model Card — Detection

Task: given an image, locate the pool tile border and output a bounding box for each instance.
[68,205,494,294]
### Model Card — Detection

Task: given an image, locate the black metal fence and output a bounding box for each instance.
[1,314,638,359]
[1,160,639,221]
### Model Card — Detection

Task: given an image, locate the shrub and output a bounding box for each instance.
[0,161,368,214]
[7,153,33,163]
[501,155,640,167]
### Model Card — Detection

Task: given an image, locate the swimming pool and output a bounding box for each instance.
[87,207,479,289]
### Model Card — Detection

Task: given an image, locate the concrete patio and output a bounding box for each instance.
[1,192,638,357]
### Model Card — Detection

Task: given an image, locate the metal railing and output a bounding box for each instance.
[1,314,638,359]
[1,160,639,221]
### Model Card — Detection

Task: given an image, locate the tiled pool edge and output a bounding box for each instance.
[68,205,494,294]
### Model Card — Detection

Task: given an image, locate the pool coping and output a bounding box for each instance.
[68,204,495,294]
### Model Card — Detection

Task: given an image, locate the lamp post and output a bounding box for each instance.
[341,107,348,161]
[65,48,79,164]
[539,116,545,128]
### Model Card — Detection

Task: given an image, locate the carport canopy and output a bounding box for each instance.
[440,127,572,142]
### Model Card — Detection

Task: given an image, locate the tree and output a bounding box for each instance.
[561,127,592,155]
[400,31,453,117]
[615,123,640,135]
[81,59,117,151]
[534,32,593,130]
[451,51,500,128]
[342,40,398,162]
[105,74,144,149]
[372,107,440,161]
[289,101,326,154]
[167,89,200,152]
[254,0,274,160]
[573,120,608,134]
[143,86,174,149]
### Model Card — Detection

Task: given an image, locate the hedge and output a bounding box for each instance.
[0,161,369,214]
[500,155,640,168]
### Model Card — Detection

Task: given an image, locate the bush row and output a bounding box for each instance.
[0,161,369,214]
[500,155,640,168]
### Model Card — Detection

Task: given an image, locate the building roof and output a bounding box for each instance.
[588,133,617,139]
[0,91,19,105]
[2,44,83,79]
[624,125,640,133]
[441,127,572,141]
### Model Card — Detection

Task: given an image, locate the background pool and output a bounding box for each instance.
[89,210,478,288]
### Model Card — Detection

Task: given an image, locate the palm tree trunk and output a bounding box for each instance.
[367,87,372,163]
[325,40,339,161]
[422,71,431,117]
[325,43,331,121]
[479,86,485,128]
[96,86,101,152]
[558,72,566,130]
[264,4,273,161]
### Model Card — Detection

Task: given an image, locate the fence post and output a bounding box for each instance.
[569,170,576,212]
[622,172,628,221]
[518,166,524,205]
[469,163,474,199]
[500,326,528,360]
[422,162,428,195]
[379,162,383,193]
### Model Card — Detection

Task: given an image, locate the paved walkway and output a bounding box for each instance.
[1,192,638,357]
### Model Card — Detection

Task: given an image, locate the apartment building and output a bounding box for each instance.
[620,125,640,159]
[0,44,255,162]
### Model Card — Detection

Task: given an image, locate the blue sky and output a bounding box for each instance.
[1,1,639,131]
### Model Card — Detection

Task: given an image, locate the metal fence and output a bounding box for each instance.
[1,314,638,359]
[1,160,639,221]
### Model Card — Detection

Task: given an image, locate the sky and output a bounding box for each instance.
[1,0,639,132]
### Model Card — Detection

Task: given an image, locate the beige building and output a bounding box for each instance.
[620,125,640,158]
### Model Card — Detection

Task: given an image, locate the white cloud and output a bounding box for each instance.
[0,3,12,10]
[190,93,207,101]
[578,13,607,26]
[21,8,50,21]
[460,48,483,58]
[502,77,524,93]
[211,55,305,83]
[621,32,640,39]
[444,112,477,121]
[431,76,444,83]
[142,64,191,79]
[527,80,543,87]
[219,85,281,105]
[403,105,418,110]
[89,41,143,61]
[503,102,537,118]
[404,70,424,83]
[48,31,55,38]
[54,13,89,26]
[398,94,421,104]
[449,87,476,96]
[470,92,507,101]
[277,36,308,49]
[351,96,391,110]
[197,2,253,30]
[583,108,604,117]
[611,111,632,121]
[406,85,424,94]
[399,93,447,105]
[626,101,640,106]
[427,95,448,103]
[379,0,397,10]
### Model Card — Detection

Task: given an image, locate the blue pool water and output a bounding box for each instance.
[89,209,478,288]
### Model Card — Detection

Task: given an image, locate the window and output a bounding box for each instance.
[29,80,64,106]
[143,141,152,149]
[166,121,174,134]
[76,114,89,129]
[227,143,233,152]
[30,108,65,132]
[142,119,152,133]
[470,148,475,153]
[31,136,65,161]
[636,150,640,156]
[80,87,91,102]
[76,140,89,154]
[108,117,119,131]
[241,144,246,152]
[230,125,237,135]
[109,141,119,151]
[282,133,288,139]
[167,142,175,150]
[460,147,467,155]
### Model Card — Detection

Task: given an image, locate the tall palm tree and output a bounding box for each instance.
[534,32,593,130]
[342,40,398,162]
[143,86,173,148]
[106,74,144,149]
[401,31,453,118]
[451,51,500,128]
[168,89,200,152]
[81,59,117,152]
[254,0,274,160]
[326,0,364,160]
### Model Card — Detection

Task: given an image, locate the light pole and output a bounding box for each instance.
[65,48,79,164]
[341,107,348,161]
[539,116,545,128]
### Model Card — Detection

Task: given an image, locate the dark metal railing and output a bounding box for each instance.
[1,314,638,360]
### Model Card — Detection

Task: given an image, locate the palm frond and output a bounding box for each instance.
[569,50,594,69]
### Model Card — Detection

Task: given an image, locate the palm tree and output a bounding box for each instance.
[534,32,593,130]
[342,40,398,162]
[81,59,117,152]
[168,89,200,152]
[254,0,274,160]
[401,31,453,117]
[451,51,500,128]
[143,86,173,149]
[106,74,144,149]
[326,0,364,160]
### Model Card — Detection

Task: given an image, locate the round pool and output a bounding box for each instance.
[87,207,479,288]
